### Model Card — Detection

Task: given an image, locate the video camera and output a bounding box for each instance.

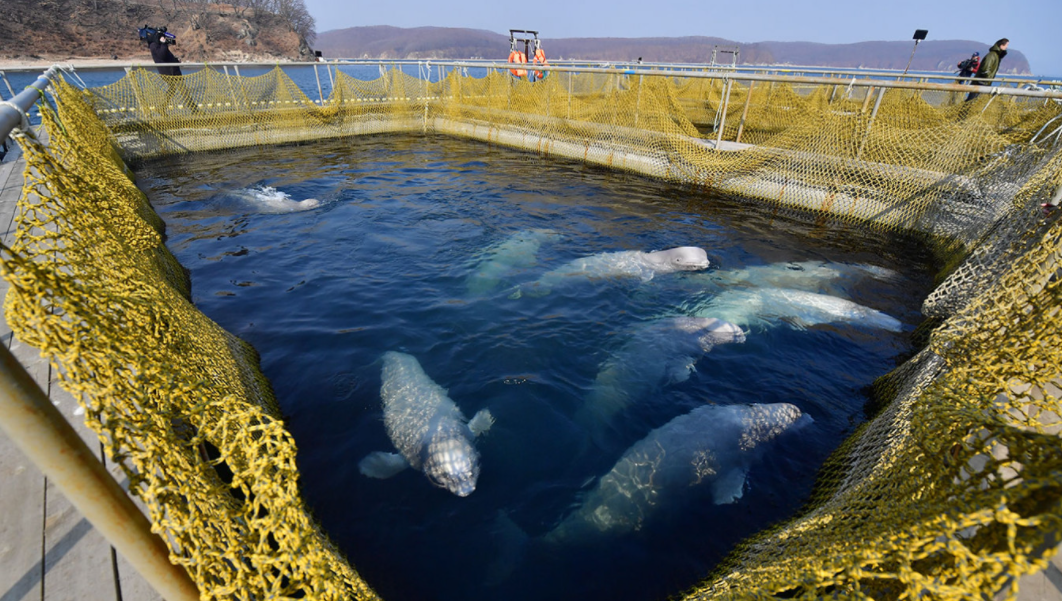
[138,25,176,44]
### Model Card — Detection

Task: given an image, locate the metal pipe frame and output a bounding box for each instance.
[0,67,200,601]
[0,67,58,140]
[3,59,1059,88]
[0,342,200,601]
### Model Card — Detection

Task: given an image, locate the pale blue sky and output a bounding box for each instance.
[305,0,1061,75]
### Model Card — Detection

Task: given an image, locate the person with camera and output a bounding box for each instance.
[147,27,183,77]
[957,52,980,82]
[141,26,200,114]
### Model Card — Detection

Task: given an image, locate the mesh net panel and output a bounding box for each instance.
[4,64,1062,599]
[3,78,380,601]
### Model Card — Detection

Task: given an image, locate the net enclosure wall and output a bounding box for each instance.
[3,62,1062,600]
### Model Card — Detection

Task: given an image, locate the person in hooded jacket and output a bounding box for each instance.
[147,29,199,113]
[148,30,182,77]
[957,52,980,80]
[966,38,1009,101]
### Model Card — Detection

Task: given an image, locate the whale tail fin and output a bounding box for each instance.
[484,511,530,587]
[469,409,495,437]
[358,451,410,479]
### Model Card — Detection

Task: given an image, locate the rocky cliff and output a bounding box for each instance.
[0,0,312,63]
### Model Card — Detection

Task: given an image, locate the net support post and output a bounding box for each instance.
[716,78,733,146]
[0,71,15,99]
[313,63,324,105]
[735,80,754,144]
[857,87,887,159]
[0,343,200,601]
[222,66,241,113]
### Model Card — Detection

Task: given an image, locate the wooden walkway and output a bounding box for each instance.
[0,126,1058,601]
[0,142,162,601]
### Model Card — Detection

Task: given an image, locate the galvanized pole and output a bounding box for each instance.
[0,68,56,137]
[0,71,16,99]
[567,71,573,120]
[716,78,733,146]
[861,86,876,113]
[634,75,643,128]
[312,63,324,105]
[0,343,200,601]
[735,80,754,144]
[222,66,241,112]
[858,87,887,159]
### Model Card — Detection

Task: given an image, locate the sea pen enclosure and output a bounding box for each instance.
[1,61,1061,601]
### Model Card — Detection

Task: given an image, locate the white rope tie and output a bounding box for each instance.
[0,100,30,133]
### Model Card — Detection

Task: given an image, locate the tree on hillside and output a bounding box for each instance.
[273,0,316,44]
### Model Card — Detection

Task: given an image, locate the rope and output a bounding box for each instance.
[0,100,30,133]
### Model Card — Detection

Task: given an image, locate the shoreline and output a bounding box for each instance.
[0,54,302,71]
[0,55,155,70]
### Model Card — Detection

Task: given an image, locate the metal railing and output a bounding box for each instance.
[0,66,200,601]
[6,59,1057,115]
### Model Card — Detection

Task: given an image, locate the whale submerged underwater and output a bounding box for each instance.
[575,316,746,446]
[466,229,562,295]
[548,403,811,545]
[359,351,494,497]
[486,403,811,584]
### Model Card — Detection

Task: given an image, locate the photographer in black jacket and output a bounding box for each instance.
[141,26,199,113]
[148,28,183,77]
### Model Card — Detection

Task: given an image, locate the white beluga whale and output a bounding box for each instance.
[574,316,745,444]
[232,185,321,213]
[359,351,494,497]
[683,287,904,332]
[511,246,709,298]
[695,260,901,294]
[547,403,810,545]
[466,229,561,294]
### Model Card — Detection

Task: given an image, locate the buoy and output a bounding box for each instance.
[509,50,528,78]
[531,48,549,81]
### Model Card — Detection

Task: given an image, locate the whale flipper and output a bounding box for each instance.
[359,451,410,479]
[712,467,747,505]
[666,357,697,384]
[468,409,495,437]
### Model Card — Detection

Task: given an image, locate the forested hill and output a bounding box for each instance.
[0,0,316,63]
[315,26,1032,75]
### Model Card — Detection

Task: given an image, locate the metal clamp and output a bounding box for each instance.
[0,100,30,132]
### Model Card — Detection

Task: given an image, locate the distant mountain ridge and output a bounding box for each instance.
[315,26,1032,74]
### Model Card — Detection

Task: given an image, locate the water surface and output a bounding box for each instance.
[135,134,934,601]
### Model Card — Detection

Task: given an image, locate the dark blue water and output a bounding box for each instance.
[135,134,932,601]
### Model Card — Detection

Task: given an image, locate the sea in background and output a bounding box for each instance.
[3,63,1059,130]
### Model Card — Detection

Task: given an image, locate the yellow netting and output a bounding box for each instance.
[4,64,1062,600]
[3,78,380,600]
